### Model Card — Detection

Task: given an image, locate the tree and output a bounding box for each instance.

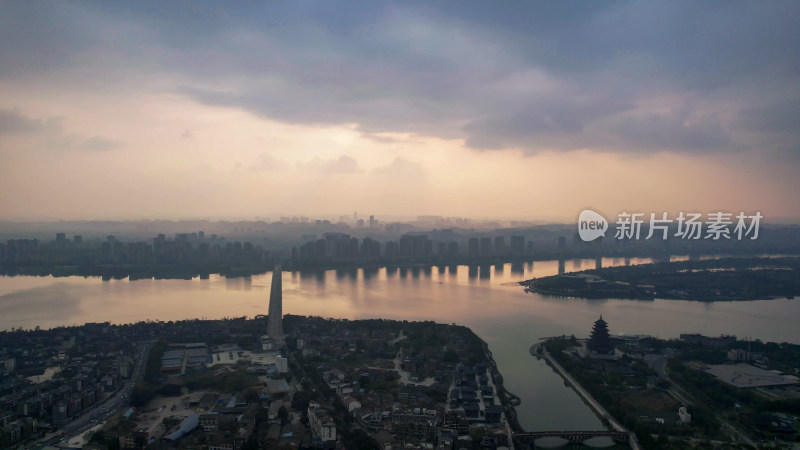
[158,383,182,397]
[278,406,289,423]
[130,384,155,407]
[442,350,459,363]
[469,427,485,442]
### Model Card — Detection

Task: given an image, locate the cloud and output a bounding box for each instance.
[0,107,123,152]
[250,152,289,172]
[2,1,799,157]
[0,107,62,135]
[603,110,736,154]
[298,155,361,174]
[80,135,123,151]
[736,99,800,138]
[374,157,426,178]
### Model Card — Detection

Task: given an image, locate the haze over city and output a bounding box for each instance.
[2,2,800,222]
[5,3,800,449]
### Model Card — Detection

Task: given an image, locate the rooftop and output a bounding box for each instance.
[703,363,800,389]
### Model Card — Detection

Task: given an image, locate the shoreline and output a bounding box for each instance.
[3,250,789,281]
[530,342,641,450]
[480,338,523,433]
[523,286,797,303]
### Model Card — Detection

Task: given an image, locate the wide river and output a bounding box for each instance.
[2,256,799,431]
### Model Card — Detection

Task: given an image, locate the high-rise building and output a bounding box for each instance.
[468,238,479,258]
[267,265,283,343]
[510,235,525,255]
[494,236,505,256]
[480,237,491,257]
[447,241,459,257]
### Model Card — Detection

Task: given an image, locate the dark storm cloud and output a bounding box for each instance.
[2,1,799,155]
[737,100,800,135]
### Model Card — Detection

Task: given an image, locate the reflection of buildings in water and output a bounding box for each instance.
[386,266,398,278]
[479,265,491,280]
[297,269,326,288]
[399,267,409,279]
[595,257,602,270]
[573,259,582,270]
[363,267,379,282]
[225,275,253,290]
[558,260,565,275]
[421,266,432,278]
[494,264,504,276]
[510,262,524,276]
[447,265,458,278]
[652,254,670,264]
[468,265,479,280]
[315,270,325,286]
[409,267,422,280]
[437,265,446,275]
[335,268,357,280]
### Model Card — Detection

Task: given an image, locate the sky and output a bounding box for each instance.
[1,1,799,223]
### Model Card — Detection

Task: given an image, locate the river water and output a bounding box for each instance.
[1,257,799,431]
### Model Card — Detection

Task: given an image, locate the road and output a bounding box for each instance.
[646,354,757,448]
[36,340,153,448]
[646,355,693,406]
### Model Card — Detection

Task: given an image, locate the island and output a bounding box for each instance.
[522,256,800,301]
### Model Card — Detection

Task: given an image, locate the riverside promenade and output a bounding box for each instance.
[530,342,642,450]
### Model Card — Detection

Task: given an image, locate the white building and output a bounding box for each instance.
[261,335,274,352]
[308,406,336,442]
[276,355,288,373]
[343,396,361,413]
[727,348,749,362]
[678,406,691,424]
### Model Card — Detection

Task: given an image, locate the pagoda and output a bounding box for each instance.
[588,315,613,354]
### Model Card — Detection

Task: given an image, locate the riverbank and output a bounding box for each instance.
[521,256,800,302]
[530,342,641,450]
[481,339,523,433]
[6,250,792,281]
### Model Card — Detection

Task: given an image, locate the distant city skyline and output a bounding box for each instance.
[2,2,799,222]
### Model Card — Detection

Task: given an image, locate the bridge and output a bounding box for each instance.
[514,430,629,446]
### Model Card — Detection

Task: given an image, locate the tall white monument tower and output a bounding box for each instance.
[267,265,283,342]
